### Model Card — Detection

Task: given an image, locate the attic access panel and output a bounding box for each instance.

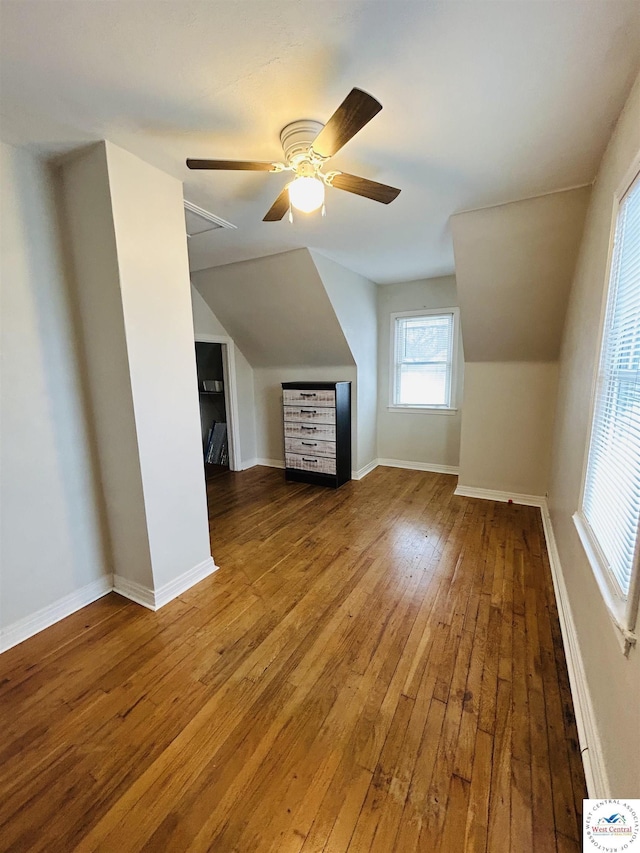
[184,200,235,237]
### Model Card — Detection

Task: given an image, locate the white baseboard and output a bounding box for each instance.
[0,557,220,653]
[0,575,113,653]
[251,458,285,469]
[378,458,460,476]
[114,557,218,611]
[244,457,457,479]
[154,557,218,609]
[454,484,546,507]
[112,573,156,610]
[539,501,609,798]
[352,459,379,480]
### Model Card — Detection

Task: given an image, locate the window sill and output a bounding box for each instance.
[572,511,637,656]
[387,405,458,416]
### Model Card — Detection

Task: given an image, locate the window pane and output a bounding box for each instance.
[398,363,447,405]
[401,317,451,363]
[393,312,455,407]
[583,170,640,596]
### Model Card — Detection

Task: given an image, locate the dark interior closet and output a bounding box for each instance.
[195,342,229,477]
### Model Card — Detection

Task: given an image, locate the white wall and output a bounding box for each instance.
[191,285,228,337]
[106,143,212,588]
[0,142,109,636]
[548,73,640,795]
[191,285,257,467]
[62,141,212,594]
[458,362,558,496]
[310,252,378,471]
[61,143,154,589]
[376,276,463,469]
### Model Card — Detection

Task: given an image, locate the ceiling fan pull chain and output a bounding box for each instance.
[321,203,326,217]
[288,206,294,224]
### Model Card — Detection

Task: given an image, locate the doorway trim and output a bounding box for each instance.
[195,334,242,471]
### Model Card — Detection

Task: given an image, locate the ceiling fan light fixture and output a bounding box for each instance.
[288,176,325,214]
[187,89,401,222]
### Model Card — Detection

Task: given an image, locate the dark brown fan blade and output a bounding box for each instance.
[186,159,277,171]
[263,186,290,221]
[329,173,401,204]
[310,88,382,159]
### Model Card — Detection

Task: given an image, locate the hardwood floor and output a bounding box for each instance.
[0,466,586,852]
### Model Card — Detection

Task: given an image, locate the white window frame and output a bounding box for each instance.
[573,152,640,656]
[388,308,460,414]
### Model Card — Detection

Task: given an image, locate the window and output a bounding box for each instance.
[574,163,640,654]
[390,309,459,411]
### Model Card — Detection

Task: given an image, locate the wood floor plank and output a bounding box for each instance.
[394,696,447,851]
[258,671,366,853]
[454,592,490,782]
[0,468,586,852]
[463,727,493,853]
[346,693,414,851]
[529,687,558,853]
[486,677,512,853]
[511,755,534,853]
[439,773,471,853]
[419,625,475,849]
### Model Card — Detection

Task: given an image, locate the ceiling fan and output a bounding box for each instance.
[186,88,401,222]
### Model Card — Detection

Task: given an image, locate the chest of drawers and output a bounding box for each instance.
[282,381,351,488]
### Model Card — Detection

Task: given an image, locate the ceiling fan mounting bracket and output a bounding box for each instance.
[280,119,325,167]
[323,170,341,186]
[295,160,318,178]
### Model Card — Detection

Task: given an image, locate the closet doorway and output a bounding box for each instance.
[195,335,241,475]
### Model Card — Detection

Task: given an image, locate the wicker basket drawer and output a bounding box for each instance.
[285,452,337,475]
[283,388,336,407]
[285,437,336,458]
[283,422,336,441]
[283,405,336,425]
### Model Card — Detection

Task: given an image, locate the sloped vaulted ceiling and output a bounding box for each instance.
[451,187,591,362]
[191,249,354,368]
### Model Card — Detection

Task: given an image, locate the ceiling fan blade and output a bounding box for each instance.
[186,159,278,171]
[263,186,290,221]
[329,173,401,204]
[311,88,382,159]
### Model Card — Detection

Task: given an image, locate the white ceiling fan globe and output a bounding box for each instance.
[288,176,325,213]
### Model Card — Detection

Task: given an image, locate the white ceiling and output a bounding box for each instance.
[1,1,639,284]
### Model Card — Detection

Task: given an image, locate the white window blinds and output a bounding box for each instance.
[583,169,640,597]
[394,313,454,407]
